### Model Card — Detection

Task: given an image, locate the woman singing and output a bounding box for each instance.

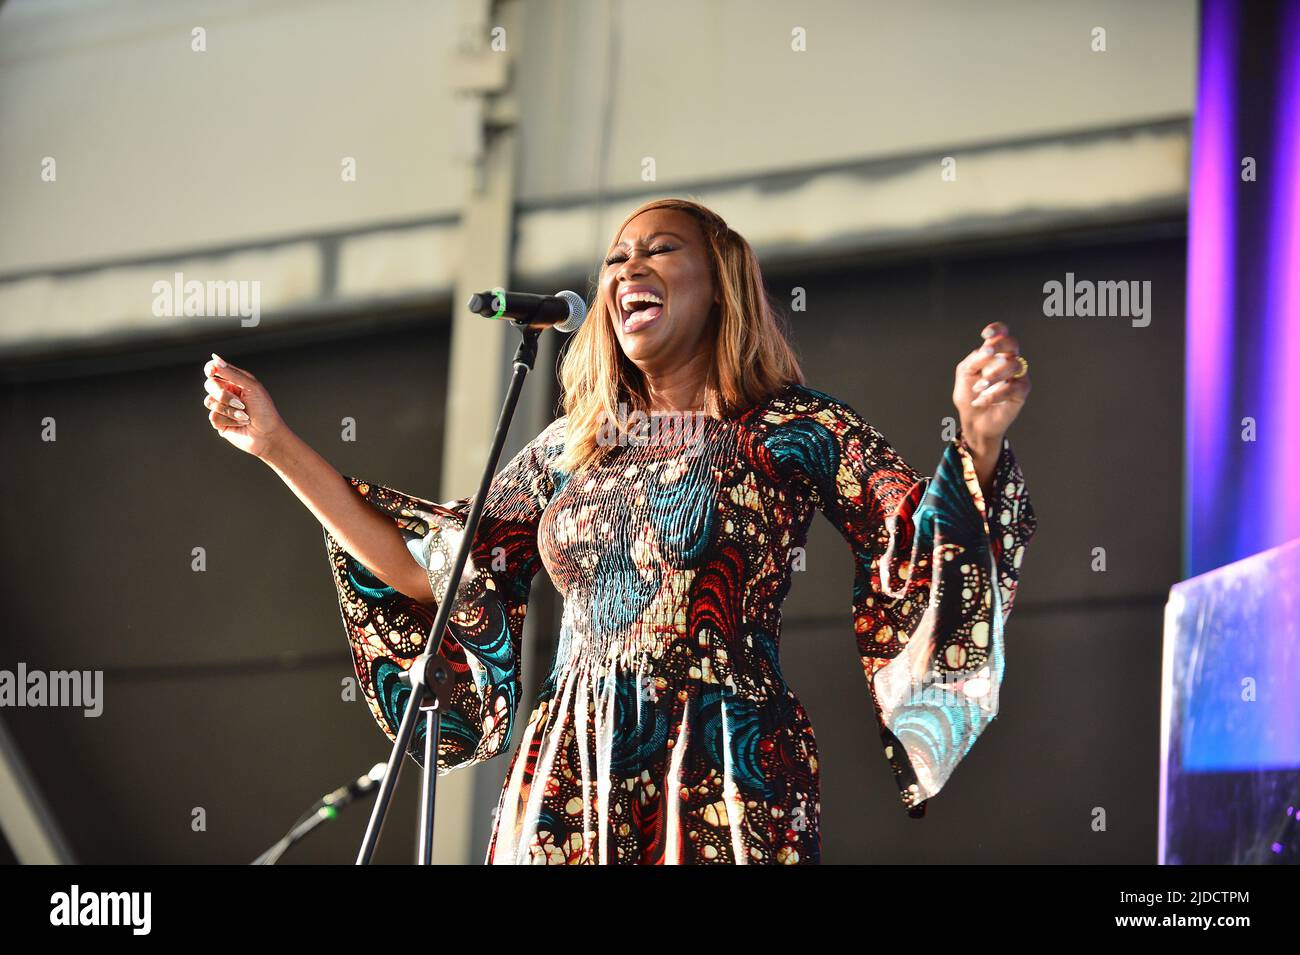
[201,198,1037,864]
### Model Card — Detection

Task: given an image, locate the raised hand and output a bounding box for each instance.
[953,322,1031,451]
[201,353,288,460]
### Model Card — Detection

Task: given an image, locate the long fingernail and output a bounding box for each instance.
[211,352,228,367]
[230,397,245,410]
[233,410,248,420]
[973,378,989,393]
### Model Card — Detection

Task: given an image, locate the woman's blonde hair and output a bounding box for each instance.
[555,197,804,473]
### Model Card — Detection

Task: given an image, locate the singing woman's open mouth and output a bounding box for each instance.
[618,285,665,334]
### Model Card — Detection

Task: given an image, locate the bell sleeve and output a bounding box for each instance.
[792,397,1037,818]
[322,416,566,774]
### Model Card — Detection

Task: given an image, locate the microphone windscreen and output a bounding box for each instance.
[553,290,588,333]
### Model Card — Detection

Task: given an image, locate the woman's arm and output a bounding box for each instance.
[262,429,435,604]
[319,417,565,770]
[961,433,1007,498]
[201,353,433,604]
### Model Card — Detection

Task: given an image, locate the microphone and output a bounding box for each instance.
[250,763,388,864]
[320,762,386,811]
[467,289,587,332]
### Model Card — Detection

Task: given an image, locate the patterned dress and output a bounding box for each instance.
[322,383,1037,864]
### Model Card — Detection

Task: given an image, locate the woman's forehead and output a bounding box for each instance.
[614,209,700,247]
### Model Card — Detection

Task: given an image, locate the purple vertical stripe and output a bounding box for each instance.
[1265,1,1300,545]
[1264,0,1300,762]
[1185,0,1236,577]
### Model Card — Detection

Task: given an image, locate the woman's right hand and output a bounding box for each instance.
[202,353,288,460]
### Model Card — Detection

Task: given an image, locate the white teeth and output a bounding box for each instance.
[620,291,663,312]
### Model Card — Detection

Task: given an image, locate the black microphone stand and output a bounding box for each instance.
[356,319,544,865]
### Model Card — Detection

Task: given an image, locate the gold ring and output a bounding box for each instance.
[1010,355,1029,379]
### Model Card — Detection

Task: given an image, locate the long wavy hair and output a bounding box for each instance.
[555,198,804,473]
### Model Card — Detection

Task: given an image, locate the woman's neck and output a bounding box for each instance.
[641,358,713,415]
[645,387,712,416]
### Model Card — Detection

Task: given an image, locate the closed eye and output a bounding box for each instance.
[604,245,673,266]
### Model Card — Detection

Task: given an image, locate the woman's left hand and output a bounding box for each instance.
[953,321,1031,450]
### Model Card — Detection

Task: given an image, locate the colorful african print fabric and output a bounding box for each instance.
[322,383,1037,864]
